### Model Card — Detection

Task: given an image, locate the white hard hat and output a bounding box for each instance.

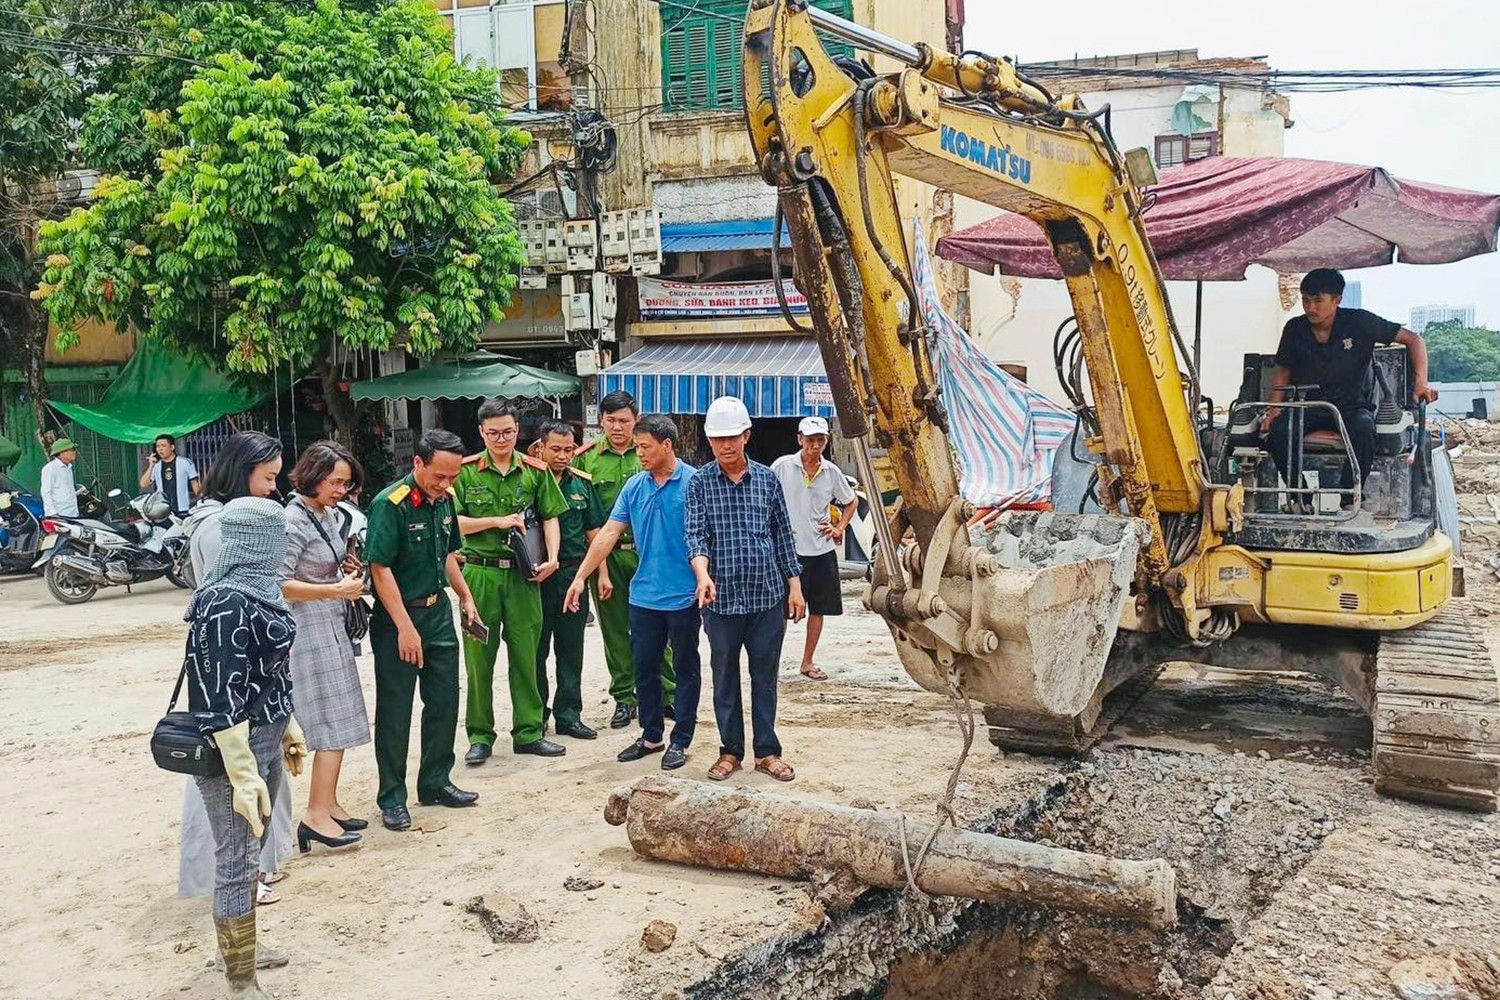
[798,416,829,436]
[704,396,753,437]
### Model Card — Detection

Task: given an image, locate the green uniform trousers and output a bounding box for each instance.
[463,562,545,747]
[538,560,586,726]
[371,601,460,810]
[590,546,675,707]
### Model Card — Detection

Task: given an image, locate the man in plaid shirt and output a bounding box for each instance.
[685,396,806,783]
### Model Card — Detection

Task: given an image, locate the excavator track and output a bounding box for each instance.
[1373,605,1500,812]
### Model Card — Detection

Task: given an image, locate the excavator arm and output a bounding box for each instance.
[742,0,1248,738]
[743,1,1499,810]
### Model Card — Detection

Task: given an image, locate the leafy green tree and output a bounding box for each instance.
[0,0,97,439]
[36,0,530,440]
[1423,320,1500,383]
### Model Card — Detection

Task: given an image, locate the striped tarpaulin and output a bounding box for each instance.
[597,338,836,418]
[913,220,1076,508]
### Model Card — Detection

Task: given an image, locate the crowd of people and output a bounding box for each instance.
[171,389,860,996]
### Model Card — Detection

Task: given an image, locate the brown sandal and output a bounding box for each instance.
[754,756,795,782]
[707,754,741,781]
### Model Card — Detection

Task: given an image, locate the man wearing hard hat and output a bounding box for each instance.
[684,396,805,783]
[40,437,80,517]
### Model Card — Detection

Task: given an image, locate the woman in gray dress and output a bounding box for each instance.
[280,441,370,853]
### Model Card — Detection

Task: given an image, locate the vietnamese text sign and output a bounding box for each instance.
[802,380,834,408]
[638,277,809,320]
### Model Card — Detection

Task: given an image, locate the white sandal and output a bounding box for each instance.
[256,881,281,906]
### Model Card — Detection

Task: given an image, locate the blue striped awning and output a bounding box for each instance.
[598,338,834,419]
[660,219,791,254]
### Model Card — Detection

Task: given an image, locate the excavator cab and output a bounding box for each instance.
[1216,345,1445,550]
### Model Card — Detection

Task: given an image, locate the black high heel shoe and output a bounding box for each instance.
[297,821,362,854]
[334,816,368,832]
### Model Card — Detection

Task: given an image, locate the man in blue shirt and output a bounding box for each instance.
[565,415,701,770]
[685,397,805,784]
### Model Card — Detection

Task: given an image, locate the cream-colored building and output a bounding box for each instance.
[428,0,956,463]
[952,51,1297,408]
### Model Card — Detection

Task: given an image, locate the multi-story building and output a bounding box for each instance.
[1410,304,1476,332]
[431,0,959,463]
[951,49,1296,408]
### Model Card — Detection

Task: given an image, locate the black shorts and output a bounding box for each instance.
[799,550,843,617]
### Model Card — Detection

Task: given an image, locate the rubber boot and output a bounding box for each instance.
[213,937,289,971]
[213,913,269,998]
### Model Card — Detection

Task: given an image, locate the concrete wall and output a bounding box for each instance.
[46,318,136,365]
[955,80,1296,407]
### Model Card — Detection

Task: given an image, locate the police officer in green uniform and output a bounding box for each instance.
[573,390,675,728]
[534,419,610,739]
[454,399,568,765]
[366,429,481,832]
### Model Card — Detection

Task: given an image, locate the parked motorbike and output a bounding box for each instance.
[32,489,192,604]
[0,473,45,574]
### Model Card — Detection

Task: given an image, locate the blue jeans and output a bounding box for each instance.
[193,716,287,919]
[706,605,786,760]
[629,604,702,748]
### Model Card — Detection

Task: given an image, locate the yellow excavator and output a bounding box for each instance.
[741,0,1500,810]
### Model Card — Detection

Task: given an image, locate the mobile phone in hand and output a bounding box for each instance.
[462,616,491,644]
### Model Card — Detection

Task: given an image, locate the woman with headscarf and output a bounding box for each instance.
[186,497,307,998]
[179,431,296,908]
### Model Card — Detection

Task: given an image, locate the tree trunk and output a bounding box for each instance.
[604,776,1177,928]
[316,351,358,446]
[20,300,51,446]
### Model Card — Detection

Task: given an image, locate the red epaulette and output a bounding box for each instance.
[520,453,549,472]
[461,452,484,465]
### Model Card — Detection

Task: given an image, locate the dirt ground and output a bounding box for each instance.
[2,489,1499,999]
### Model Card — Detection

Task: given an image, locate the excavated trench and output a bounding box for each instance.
[677,752,1319,1000]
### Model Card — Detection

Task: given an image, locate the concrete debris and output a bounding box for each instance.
[563,876,605,892]
[464,894,540,944]
[640,920,677,953]
[1387,956,1475,1000]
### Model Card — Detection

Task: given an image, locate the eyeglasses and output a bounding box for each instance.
[325,478,354,489]
[481,428,518,440]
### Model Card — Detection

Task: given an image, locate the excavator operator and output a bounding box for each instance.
[1259,268,1439,501]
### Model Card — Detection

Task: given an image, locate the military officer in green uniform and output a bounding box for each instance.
[574,390,676,728]
[533,419,610,739]
[454,398,569,765]
[366,429,481,832]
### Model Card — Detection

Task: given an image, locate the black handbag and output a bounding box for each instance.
[508,508,547,579]
[151,665,223,776]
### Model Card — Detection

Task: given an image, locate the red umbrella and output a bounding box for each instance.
[934,156,1500,281]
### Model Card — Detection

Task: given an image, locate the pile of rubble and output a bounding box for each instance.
[1438,417,1500,594]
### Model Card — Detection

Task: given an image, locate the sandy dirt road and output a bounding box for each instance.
[1,564,1498,1000]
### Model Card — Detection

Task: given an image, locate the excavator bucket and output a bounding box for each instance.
[886,512,1150,753]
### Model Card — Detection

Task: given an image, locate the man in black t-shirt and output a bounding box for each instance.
[1261,269,1438,498]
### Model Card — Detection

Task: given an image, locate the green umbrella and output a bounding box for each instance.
[349,360,521,401]
[350,360,580,402]
[494,363,580,398]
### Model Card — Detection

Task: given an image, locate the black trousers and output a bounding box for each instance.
[706,605,787,760]
[1266,406,1376,493]
[629,604,702,749]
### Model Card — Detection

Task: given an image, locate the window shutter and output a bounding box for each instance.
[685,21,712,109]
[710,17,739,109]
[662,0,863,113]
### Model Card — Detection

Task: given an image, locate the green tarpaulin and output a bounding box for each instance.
[350,360,579,401]
[498,363,581,398]
[0,431,20,467]
[48,340,271,444]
